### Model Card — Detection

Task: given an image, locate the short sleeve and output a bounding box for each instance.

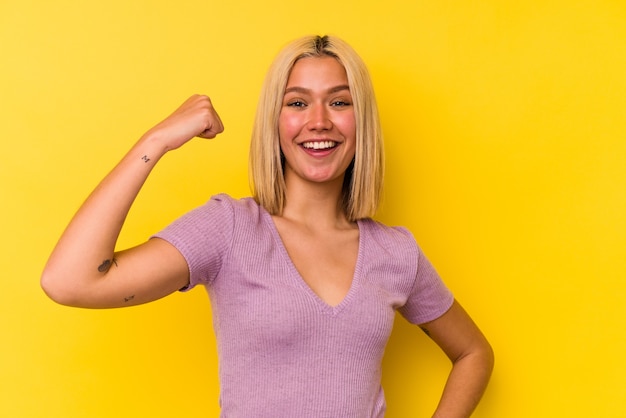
[397,244,454,324]
[152,194,234,291]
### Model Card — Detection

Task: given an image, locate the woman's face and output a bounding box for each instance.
[278,56,356,187]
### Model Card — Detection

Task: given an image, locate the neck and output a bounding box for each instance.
[280,173,351,230]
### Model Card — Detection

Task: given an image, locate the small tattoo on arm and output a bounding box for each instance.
[124,295,135,303]
[141,155,151,163]
[97,258,118,273]
[420,326,431,338]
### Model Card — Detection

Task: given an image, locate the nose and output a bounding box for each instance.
[307,104,332,131]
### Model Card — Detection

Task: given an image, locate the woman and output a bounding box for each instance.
[42,35,493,417]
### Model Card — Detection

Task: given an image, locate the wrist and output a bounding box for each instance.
[134,130,171,162]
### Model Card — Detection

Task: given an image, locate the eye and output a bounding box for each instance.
[287,100,306,108]
[331,100,351,107]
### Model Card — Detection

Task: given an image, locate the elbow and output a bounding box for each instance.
[484,340,495,375]
[457,336,495,379]
[477,338,495,380]
[40,268,81,307]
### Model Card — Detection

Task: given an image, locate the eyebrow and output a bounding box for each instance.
[284,84,350,95]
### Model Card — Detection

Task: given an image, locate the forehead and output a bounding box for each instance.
[285,56,348,88]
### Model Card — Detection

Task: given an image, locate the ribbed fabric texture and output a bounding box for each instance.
[154,194,453,417]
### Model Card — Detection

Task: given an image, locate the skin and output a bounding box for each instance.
[279,56,356,188]
[274,56,359,307]
[41,57,493,417]
[40,94,222,308]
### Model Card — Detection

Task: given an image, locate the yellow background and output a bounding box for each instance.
[2,0,625,416]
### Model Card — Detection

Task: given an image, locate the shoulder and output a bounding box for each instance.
[156,194,261,237]
[359,218,417,250]
[208,193,264,221]
[358,218,422,271]
[196,193,261,215]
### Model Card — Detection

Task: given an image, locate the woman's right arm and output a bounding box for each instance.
[41,95,224,308]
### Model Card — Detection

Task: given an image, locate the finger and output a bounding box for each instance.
[198,114,225,139]
[197,126,221,139]
[214,112,225,134]
[197,130,213,139]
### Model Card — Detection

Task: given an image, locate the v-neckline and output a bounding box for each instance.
[263,209,363,314]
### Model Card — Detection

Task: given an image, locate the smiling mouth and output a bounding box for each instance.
[301,141,338,150]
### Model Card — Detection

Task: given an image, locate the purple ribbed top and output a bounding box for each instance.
[154,194,453,417]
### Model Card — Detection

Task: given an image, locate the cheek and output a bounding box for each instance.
[278,113,300,140]
[338,113,357,141]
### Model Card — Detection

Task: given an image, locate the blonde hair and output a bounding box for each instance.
[249,35,384,221]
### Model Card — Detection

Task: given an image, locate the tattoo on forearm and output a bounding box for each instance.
[420,326,431,338]
[141,155,151,163]
[124,295,135,303]
[97,258,118,273]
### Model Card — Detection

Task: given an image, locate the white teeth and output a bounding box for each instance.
[302,141,337,150]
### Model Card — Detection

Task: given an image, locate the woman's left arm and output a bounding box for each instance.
[420,300,495,418]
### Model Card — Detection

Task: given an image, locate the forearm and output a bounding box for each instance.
[420,301,495,418]
[432,346,494,418]
[41,134,167,303]
[41,94,223,306]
